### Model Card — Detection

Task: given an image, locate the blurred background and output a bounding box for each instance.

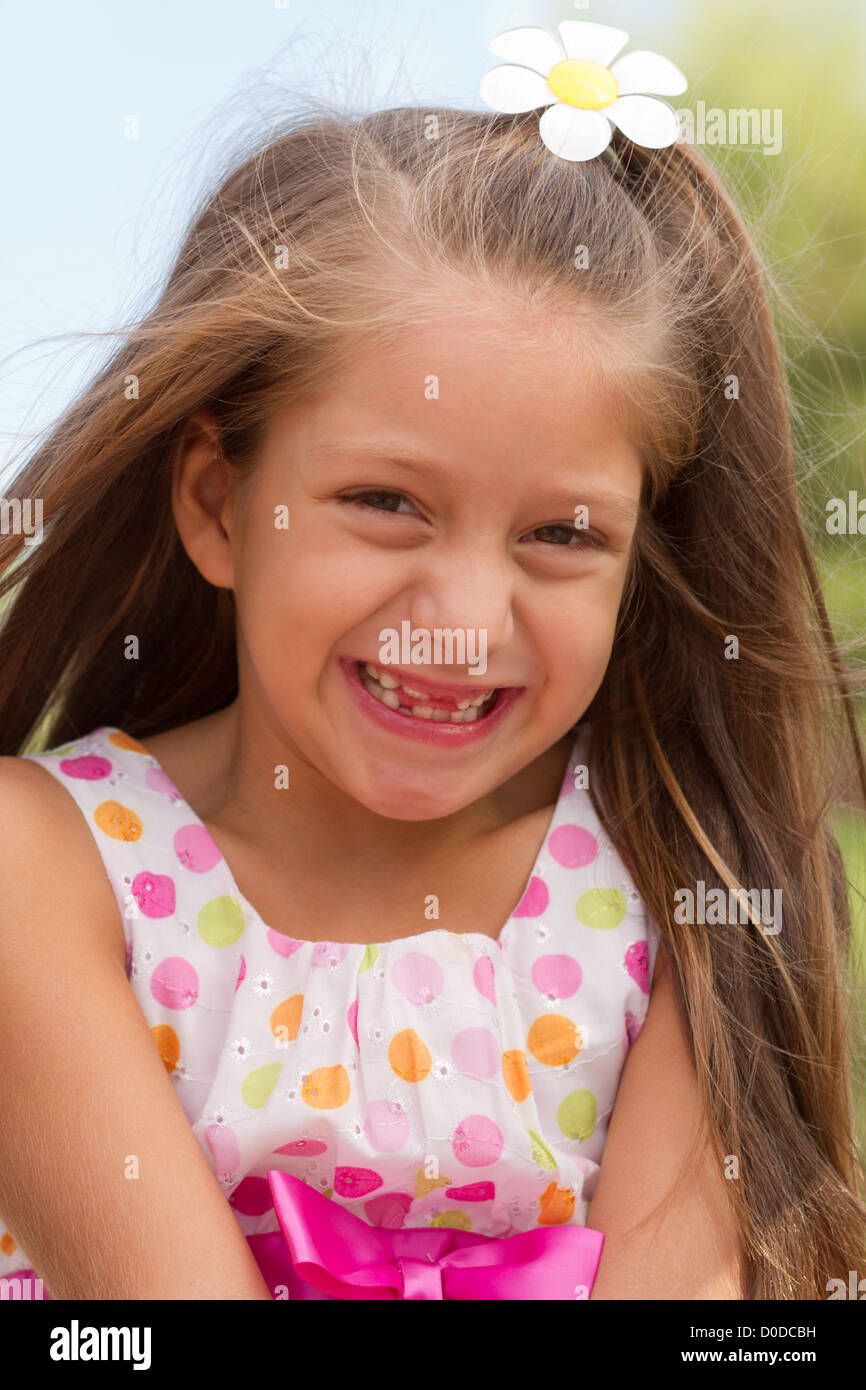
[1,0,864,1123]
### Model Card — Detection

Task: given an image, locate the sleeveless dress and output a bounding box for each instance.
[0,723,659,1300]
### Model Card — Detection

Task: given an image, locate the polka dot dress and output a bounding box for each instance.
[0,724,659,1296]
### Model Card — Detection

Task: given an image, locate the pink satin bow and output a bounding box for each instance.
[246,1170,603,1300]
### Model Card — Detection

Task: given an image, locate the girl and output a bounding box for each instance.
[0,23,864,1301]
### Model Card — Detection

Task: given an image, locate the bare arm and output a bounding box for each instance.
[589,941,748,1299]
[0,757,272,1300]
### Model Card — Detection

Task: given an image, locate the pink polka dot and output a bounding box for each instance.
[391,952,444,1005]
[364,1192,412,1228]
[229,1175,273,1215]
[531,953,583,1000]
[451,1027,499,1079]
[150,956,198,1009]
[347,998,359,1049]
[173,823,222,873]
[131,870,176,919]
[273,1139,327,1156]
[312,941,350,969]
[267,931,304,958]
[205,1123,239,1176]
[146,767,183,800]
[334,1166,383,1198]
[364,1100,409,1153]
[235,956,246,992]
[59,754,111,780]
[548,824,598,868]
[472,954,496,1005]
[452,1114,504,1168]
[445,1181,495,1202]
[513,875,549,917]
[625,941,649,994]
[625,1010,642,1048]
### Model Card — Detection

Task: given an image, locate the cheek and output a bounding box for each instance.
[231,522,391,683]
[230,529,310,685]
[235,526,343,631]
[547,573,623,656]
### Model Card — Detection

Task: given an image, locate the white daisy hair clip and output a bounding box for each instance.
[479,20,687,162]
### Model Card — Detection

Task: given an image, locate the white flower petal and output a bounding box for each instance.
[488,26,565,76]
[606,95,682,149]
[609,50,687,97]
[538,103,613,162]
[557,21,629,67]
[480,63,557,114]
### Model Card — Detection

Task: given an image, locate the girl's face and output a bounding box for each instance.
[198,300,643,820]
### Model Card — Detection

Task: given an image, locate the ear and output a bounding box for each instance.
[172,409,237,590]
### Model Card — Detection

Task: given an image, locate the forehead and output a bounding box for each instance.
[270,297,644,489]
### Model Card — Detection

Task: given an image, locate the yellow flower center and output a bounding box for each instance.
[547,58,619,109]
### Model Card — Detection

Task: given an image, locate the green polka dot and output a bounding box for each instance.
[576,888,626,930]
[431,1210,472,1230]
[527,1128,557,1171]
[359,943,379,973]
[558,1088,597,1141]
[241,1062,284,1109]
[197,894,245,947]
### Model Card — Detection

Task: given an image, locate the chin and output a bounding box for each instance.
[349,771,475,823]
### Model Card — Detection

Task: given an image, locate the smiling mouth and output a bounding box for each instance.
[356,661,502,724]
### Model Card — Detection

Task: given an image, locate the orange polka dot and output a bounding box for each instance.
[502,1049,531,1102]
[0,1230,17,1257]
[94,800,142,842]
[150,1024,180,1074]
[527,1014,581,1067]
[108,731,148,754]
[538,1181,575,1226]
[270,994,303,1043]
[301,1064,350,1110]
[388,1028,432,1082]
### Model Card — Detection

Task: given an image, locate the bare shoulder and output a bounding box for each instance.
[588,932,747,1298]
[0,754,273,1298]
[0,754,127,971]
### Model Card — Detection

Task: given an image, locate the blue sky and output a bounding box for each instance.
[0,0,682,479]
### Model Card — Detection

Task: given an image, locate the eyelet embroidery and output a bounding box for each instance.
[11,721,659,1275]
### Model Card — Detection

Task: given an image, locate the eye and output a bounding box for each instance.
[337,489,422,517]
[523,523,605,550]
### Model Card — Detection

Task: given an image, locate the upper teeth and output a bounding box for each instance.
[364,663,493,705]
[361,663,496,721]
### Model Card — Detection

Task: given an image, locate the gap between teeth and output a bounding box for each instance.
[361,663,495,722]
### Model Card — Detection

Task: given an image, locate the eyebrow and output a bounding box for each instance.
[306,441,641,522]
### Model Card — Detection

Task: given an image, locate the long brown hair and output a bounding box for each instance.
[1,103,864,1297]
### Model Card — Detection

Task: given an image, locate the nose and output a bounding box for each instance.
[407,548,515,660]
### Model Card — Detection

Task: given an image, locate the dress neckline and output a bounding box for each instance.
[102,724,584,955]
